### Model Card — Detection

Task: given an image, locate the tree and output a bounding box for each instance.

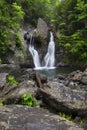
[0,0,24,61]
[56,0,87,63]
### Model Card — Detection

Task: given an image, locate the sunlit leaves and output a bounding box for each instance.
[75,0,87,21]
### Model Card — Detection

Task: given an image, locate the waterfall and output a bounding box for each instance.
[29,32,55,69]
[29,35,41,68]
[44,32,55,68]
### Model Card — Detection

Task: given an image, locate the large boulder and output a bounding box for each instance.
[24,18,49,41]
[0,80,37,104]
[37,80,87,117]
[0,105,84,130]
[0,66,37,104]
[37,18,49,39]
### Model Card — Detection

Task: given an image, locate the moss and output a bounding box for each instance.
[58,112,72,121]
[20,93,38,107]
[7,75,19,86]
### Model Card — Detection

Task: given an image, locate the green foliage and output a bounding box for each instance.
[0,0,87,64]
[11,2,25,30]
[16,0,49,25]
[58,112,72,121]
[57,0,87,63]
[7,75,19,86]
[0,0,24,59]
[15,0,61,25]
[21,93,38,107]
[75,0,87,21]
[0,100,3,106]
[15,33,22,50]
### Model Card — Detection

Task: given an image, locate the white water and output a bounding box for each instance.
[44,32,55,68]
[29,32,55,70]
[29,35,41,68]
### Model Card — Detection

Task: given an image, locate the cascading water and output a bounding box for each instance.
[44,32,55,68]
[29,35,41,68]
[29,32,55,69]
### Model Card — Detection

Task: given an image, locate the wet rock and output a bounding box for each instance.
[37,81,87,117]
[0,105,84,130]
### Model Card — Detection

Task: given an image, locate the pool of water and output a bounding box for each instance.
[35,67,81,77]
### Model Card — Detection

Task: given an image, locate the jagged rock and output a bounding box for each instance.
[0,73,8,88]
[24,18,49,40]
[0,105,84,130]
[0,67,37,104]
[0,80,37,104]
[5,49,26,64]
[64,69,87,90]
[0,64,20,73]
[66,70,82,81]
[37,18,49,39]
[37,81,87,117]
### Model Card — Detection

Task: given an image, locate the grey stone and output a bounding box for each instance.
[37,81,87,117]
[66,70,82,81]
[37,18,48,39]
[81,68,87,84]
[0,105,84,130]
[0,73,8,88]
[0,80,37,104]
[81,76,87,84]
[0,64,20,73]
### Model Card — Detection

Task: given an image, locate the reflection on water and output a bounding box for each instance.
[35,67,81,77]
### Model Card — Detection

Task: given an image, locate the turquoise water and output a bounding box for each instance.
[36,67,81,77]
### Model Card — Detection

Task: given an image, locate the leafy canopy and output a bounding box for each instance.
[0,0,24,58]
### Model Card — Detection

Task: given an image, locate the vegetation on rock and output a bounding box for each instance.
[20,93,38,107]
[0,0,24,59]
[0,100,3,106]
[7,75,19,86]
[58,112,72,121]
[55,0,87,63]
